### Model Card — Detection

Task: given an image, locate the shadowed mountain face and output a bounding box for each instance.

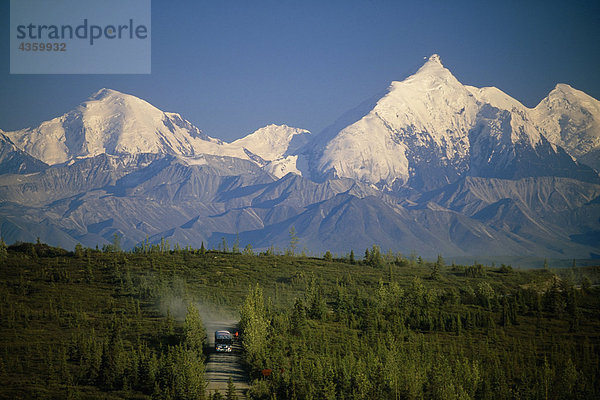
[0,132,48,175]
[1,56,599,262]
[0,152,597,261]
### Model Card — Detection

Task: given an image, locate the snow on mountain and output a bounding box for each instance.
[312,55,598,189]
[532,84,600,170]
[261,155,300,177]
[230,124,310,160]
[5,88,227,164]
[4,90,311,178]
[314,54,480,189]
[0,131,48,174]
[228,124,311,177]
[466,85,543,147]
[467,84,600,171]
[1,58,599,261]
[466,86,528,113]
[6,58,597,187]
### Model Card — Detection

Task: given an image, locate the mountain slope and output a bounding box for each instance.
[467,84,600,172]
[230,124,310,161]
[3,90,310,178]
[312,55,478,190]
[468,104,599,182]
[0,131,48,174]
[0,153,274,248]
[310,55,599,190]
[5,89,229,164]
[228,124,311,178]
[1,55,599,262]
[532,84,600,170]
[1,147,598,260]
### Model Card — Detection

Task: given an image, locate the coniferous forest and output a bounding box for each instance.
[0,239,599,399]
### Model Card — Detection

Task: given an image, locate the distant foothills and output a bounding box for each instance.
[1,55,599,265]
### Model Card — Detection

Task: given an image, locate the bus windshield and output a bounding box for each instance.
[215,331,232,344]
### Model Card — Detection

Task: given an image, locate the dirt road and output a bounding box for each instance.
[205,323,249,399]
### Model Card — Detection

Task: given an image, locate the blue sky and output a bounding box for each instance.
[1,0,599,142]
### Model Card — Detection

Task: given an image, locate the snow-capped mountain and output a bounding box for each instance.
[532,84,600,171]
[4,89,309,177]
[1,55,599,263]
[228,124,311,178]
[466,84,600,172]
[231,124,310,160]
[311,54,478,189]
[6,88,227,164]
[310,55,599,190]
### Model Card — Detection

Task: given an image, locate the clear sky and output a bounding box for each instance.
[1,0,599,142]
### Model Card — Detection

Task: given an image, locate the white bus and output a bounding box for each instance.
[215,330,233,352]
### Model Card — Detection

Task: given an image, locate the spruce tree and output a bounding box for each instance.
[288,226,299,256]
[291,298,307,333]
[226,377,238,400]
[220,237,229,253]
[0,238,7,260]
[74,243,84,258]
[112,233,121,252]
[232,234,240,254]
[240,284,268,368]
[184,303,206,355]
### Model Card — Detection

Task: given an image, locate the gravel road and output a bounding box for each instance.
[204,322,249,399]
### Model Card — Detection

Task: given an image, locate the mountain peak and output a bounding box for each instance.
[466,86,527,112]
[312,53,481,188]
[546,83,594,103]
[415,53,446,73]
[399,53,456,87]
[89,88,124,101]
[553,83,574,92]
[231,124,311,160]
[428,54,442,64]
[533,83,600,170]
[4,88,224,164]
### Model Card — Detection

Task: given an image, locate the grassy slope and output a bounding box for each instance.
[0,243,598,398]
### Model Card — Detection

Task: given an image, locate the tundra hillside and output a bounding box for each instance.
[0,240,599,399]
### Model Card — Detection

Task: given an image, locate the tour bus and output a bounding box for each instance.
[215,330,233,352]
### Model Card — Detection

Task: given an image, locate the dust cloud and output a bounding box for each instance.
[158,291,239,346]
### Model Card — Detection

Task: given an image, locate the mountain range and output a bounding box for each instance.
[1,55,599,265]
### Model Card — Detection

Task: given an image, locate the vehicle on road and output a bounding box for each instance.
[215,330,233,352]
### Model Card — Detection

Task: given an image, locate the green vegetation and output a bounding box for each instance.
[0,240,599,399]
[236,254,600,399]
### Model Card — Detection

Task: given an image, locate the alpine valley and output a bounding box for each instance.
[2,55,599,265]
